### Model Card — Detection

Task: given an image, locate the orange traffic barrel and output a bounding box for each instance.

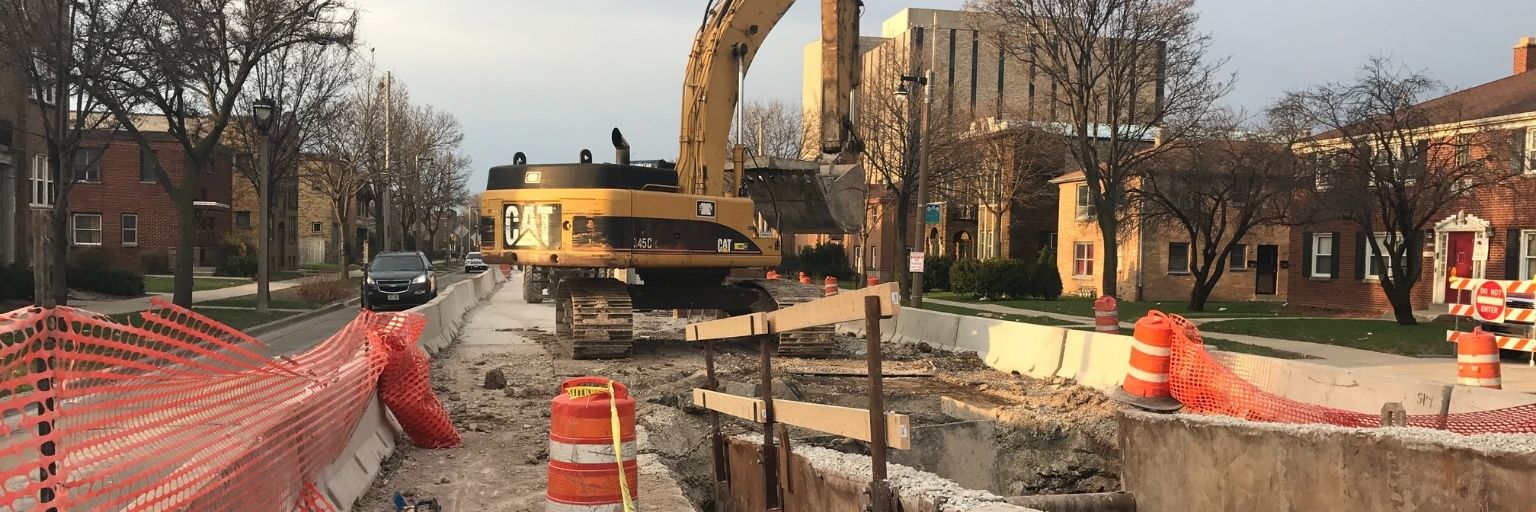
[1108,311,1182,411]
[766,270,780,280]
[824,276,839,296]
[1094,295,1120,334]
[1457,328,1502,389]
[798,272,811,284]
[548,377,638,510]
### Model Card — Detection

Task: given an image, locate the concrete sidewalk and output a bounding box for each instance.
[926,297,1536,393]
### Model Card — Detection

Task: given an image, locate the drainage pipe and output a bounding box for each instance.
[1006,492,1136,512]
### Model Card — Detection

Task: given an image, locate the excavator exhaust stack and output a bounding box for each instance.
[612,128,631,165]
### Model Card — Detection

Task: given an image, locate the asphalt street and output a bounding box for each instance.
[260,269,478,356]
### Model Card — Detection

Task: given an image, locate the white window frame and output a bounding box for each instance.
[1167,242,1190,274]
[1074,184,1094,220]
[120,214,138,246]
[72,213,102,246]
[30,154,52,207]
[26,57,56,105]
[1073,242,1095,278]
[1520,230,1536,281]
[1363,233,1401,281]
[73,148,102,183]
[1230,244,1248,270]
[1525,130,1536,175]
[1311,233,1334,278]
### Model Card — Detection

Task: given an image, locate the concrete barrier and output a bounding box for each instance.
[1054,330,1134,390]
[1119,411,1536,512]
[893,309,962,349]
[1211,352,1536,415]
[955,317,1066,379]
[317,392,400,509]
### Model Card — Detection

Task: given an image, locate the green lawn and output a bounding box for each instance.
[111,308,300,330]
[144,276,250,294]
[301,263,342,272]
[925,291,1285,319]
[1202,337,1314,360]
[919,302,1078,326]
[1198,318,1456,357]
[199,296,316,310]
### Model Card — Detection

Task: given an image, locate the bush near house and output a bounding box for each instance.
[922,255,955,291]
[67,249,144,297]
[140,252,171,275]
[216,241,257,278]
[947,256,1060,300]
[975,259,1033,300]
[1032,250,1063,300]
[949,258,982,296]
[297,277,353,304]
[0,263,33,301]
[777,243,854,282]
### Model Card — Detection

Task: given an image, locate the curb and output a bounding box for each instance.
[245,297,361,337]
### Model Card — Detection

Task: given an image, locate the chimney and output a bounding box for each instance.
[1516,37,1536,75]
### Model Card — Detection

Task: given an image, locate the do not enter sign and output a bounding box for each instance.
[1474,280,1507,323]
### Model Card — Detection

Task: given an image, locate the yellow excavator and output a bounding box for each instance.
[479,0,863,359]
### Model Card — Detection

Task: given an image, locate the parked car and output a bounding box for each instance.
[465,252,488,273]
[362,251,437,310]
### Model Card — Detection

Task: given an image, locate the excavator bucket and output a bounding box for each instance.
[738,157,864,234]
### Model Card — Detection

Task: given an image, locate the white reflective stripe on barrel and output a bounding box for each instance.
[1125,366,1170,383]
[549,440,638,465]
[1457,354,1501,364]
[1457,377,1502,387]
[545,501,627,512]
[1131,339,1171,357]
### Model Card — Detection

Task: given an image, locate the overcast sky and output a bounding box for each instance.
[353,0,1536,190]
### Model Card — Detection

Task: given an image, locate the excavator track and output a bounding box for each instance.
[554,277,634,359]
[737,278,836,357]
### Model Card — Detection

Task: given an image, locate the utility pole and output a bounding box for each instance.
[381,72,393,252]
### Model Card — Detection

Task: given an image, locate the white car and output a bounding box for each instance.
[464,252,489,273]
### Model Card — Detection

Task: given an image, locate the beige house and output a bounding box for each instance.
[1053,171,1290,302]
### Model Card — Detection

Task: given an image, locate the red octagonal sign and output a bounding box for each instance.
[1474,280,1507,323]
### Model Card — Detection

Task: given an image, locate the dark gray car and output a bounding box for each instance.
[362,251,436,310]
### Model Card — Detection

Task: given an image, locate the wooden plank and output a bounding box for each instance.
[692,389,765,422]
[683,283,899,341]
[771,398,911,450]
[684,312,768,341]
[768,282,900,334]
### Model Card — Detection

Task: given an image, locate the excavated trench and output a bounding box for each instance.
[631,333,1124,510]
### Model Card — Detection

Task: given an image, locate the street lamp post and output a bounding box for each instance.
[251,98,277,315]
[416,155,433,252]
[896,72,932,308]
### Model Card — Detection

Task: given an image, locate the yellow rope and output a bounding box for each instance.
[607,380,635,512]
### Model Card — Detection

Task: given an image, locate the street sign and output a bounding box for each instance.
[924,203,941,225]
[909,252,925,273]
[1474,280,1507,323]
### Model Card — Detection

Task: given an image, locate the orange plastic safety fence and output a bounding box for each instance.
[0,297,451,511]
[1165,312,1536,434]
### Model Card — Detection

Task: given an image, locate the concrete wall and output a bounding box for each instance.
[315,267,505,510]
[1119,411,1536,512]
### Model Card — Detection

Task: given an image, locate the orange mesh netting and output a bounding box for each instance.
[0,298,456,511]
[1165,312,1536,434]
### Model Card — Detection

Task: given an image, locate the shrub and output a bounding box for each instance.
[972,259,1029,300]
[216,253,257,278]
[949,259,982,297]
[297,277,353,304]
[140,252,171,275]
[782,243,854,282]
[0,263,33,301]
[1033,250,1064,300]
[66,249,144,297]
[923,255,954,291]
[777,252,802,279]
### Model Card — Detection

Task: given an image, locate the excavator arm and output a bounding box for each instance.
[676,0,862,198]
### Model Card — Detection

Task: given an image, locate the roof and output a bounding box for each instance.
[1050,170,1085,184]
[1310,71,1536,140]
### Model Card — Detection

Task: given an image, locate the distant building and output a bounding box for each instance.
[0,55,55,265]
[231,170,300,269]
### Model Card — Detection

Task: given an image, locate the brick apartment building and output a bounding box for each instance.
[231,171,300,269]
[0,57,54,265]
[1287,37,1536,314]
[66,131,233,270]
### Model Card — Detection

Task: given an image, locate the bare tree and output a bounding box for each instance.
[88,0,355,306]
[1272,58,1515,325]
[306,75,388,281]
[0,0,128,305]
[969,0,1231,298]
[730,99,804,160]
[1134,112,1299,310]
[420,152,471,257]
[392,104,464,253]
[960,123,1068,258]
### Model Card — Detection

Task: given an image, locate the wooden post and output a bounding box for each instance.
[705,339,729,511]
[865,295,892,511]
[760,334,781,511]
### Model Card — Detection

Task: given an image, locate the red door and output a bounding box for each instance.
[1446,232,1475,304]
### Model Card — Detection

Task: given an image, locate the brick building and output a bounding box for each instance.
[0,57,54,265]
[66,131,233,270]
[1287,37,1536,314]
[231,171,300,269]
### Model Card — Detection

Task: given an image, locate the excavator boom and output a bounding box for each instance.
[676,0,861,198]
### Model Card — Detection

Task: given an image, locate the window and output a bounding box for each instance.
[235,211,251,229]
[121,214,138,246]
[1526,130,1536,174]
[1046,232,1058,251]
[1230,244,1248,270]
[1363,234,1405,280]
[1074,184,1095,220]
[854,246,864,271]
[72,213,102,246]
[26,57,56,105]
[1167,242,1190,274]
[140,148,160,183]
[1455,134,1472,167]
[311,222,322,234]
[1522,231,1536,280]
[1073,242,1094,277]
[869,245,877,270]
[30,154,52,206]
[71,148,102,182]
[1311,233,1334,278]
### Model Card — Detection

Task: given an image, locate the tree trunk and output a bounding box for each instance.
[992,209,1004,258]
[1188,277,1213,312]
[1098,216,1119,298]
[1382,281,1419,326]
[50,194,70,306]
[893,196,911,304]
[172,198,196,306]
[335,201,351,282]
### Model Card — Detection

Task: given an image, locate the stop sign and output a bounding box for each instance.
[1474,280,1507,323]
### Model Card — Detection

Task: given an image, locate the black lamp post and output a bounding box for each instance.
[251,98,277,314]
